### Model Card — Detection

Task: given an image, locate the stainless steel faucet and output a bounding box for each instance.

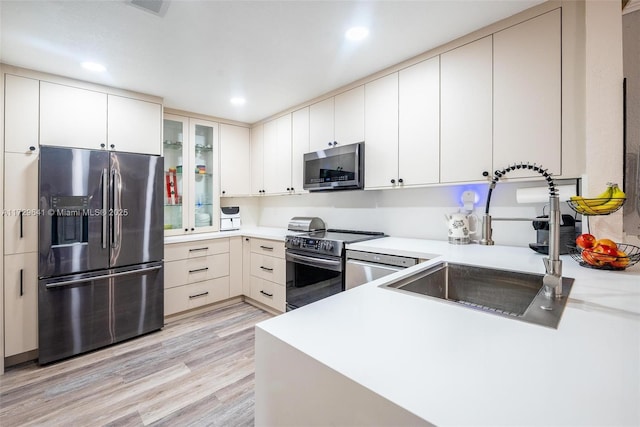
[480,163,563,299]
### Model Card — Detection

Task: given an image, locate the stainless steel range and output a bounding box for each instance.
[284,217,384,310]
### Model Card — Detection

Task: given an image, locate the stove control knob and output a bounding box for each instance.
[321,241,334,252]
[288,237,300,246]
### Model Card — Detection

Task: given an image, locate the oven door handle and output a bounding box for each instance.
[286,251,343,272]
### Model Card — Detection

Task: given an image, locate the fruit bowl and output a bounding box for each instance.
[566,197,625,215]
[568,243,640,270]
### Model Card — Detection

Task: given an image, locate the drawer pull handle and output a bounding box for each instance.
[260,245,274,251]
[189,247,209,252]
[19,211,24,238]
[260,290,273,298]
[260,266,273,272]
[188,267,209,273]
[189,291,209,299]
[20,269,24,297]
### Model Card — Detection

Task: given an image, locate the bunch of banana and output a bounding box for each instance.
[570,183,626,214]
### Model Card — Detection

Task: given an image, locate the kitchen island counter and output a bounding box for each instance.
[255,237,640,426]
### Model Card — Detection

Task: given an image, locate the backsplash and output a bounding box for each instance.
[223,180,580,248]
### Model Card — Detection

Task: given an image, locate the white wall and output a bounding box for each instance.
[623,9,640,245]
[225,180,580,248]
[584,0,626,241]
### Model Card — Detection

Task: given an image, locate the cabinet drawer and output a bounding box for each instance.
[164,238,229,262]
[249,276,285,312]
[250,252,285,284]
[164,253,230,288]
[250,238,285,259]
[164,276,230,316]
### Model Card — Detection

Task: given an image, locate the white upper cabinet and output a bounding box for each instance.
[334,85,365,146]
[440,36,493,183]
[220,123,251,196]
[398,57,440,187]
[309,85,365,153]
[365,73,399,189]
[40,80,161,155]
[493,9,561,178]
[4,74,39,154]
[250,124,265,195]
[107,95,162,155]
[291,107,310,194]
[40,81,108,150]
[263,114,292,195]
[309,97,334,152]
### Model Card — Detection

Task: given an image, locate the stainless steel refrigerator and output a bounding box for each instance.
[38,146,164,364]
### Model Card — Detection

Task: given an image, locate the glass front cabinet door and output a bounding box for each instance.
[163,114,220,235]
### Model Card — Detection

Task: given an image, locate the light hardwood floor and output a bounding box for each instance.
[0,302,273,427]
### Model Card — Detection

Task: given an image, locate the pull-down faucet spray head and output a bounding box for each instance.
[480,163,563,298]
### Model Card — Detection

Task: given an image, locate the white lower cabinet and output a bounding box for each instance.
[164,238,231,316]
[247,238,285,312]
[229,236,243,297]
[164,277,230,315]
[249,276,286,311]
[3,252,38,358]
[164,236,286,315]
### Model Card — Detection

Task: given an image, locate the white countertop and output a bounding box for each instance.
[164,226,293,244]
[257,237,640,426]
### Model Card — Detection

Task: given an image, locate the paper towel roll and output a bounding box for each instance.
[516,185,576,204]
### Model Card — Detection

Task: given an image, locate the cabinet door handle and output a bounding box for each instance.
[398,178,404,184]
[260,245,274,251]
[19,211,24,238]
[189,291,209,299]
[260,290,273,298]
[29,146,36,152]
[189,247,209,252]
[260,266,274,272]
[20,269,24,297]
[390,179,396,184]
[188,267,209,273]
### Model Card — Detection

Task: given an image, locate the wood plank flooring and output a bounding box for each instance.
[0,302,273,427]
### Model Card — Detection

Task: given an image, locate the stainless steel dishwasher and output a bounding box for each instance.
[345,250,418,289]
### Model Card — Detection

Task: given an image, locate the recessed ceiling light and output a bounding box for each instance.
[230,97,246,106]
[345,26,369,41]
[81,61,106,72]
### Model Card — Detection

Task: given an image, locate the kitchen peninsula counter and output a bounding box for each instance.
[255,237,640,426]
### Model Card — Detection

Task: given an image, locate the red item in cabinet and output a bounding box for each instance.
[166,169,179,204]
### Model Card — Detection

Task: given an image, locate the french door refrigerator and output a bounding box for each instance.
[38,146,164,364]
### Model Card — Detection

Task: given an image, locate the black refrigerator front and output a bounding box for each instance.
[38,146,164,364]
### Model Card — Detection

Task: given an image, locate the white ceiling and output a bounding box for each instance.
[0,0,546,124]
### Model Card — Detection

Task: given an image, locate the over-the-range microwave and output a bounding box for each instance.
[303,142,364,191]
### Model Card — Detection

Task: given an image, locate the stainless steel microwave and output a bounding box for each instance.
[303,142,364,191]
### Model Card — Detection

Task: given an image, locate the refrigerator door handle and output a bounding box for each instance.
[44,264,163,289]
[102,168,108,249]
[110,168,122,249]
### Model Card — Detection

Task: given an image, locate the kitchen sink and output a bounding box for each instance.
[382,262,573,329]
